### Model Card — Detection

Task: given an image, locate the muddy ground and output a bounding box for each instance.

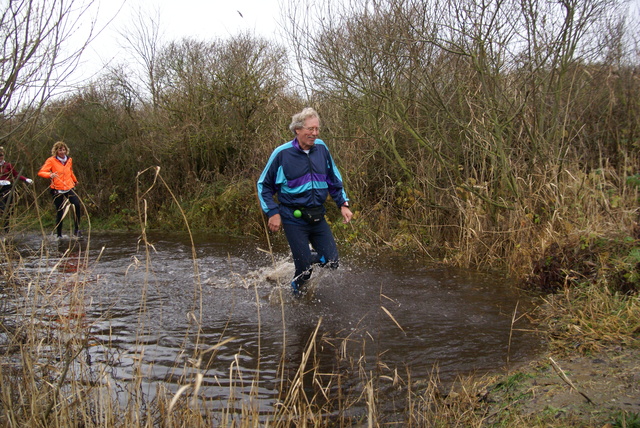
[481,347,640,426]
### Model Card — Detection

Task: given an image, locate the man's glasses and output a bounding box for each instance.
[302,127,320,133]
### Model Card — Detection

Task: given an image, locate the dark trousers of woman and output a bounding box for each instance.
[52,189,81,237]
[0,184,12,232]
[283,219,340,290]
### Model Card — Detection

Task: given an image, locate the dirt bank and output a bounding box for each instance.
[481,347,640,426]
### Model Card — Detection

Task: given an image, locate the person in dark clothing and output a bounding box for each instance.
[0,146,34,232]
[257,107,353,295]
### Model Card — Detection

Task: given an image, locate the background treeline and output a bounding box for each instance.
[3,0,639,280]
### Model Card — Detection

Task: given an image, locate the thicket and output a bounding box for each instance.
[3,0,640,281]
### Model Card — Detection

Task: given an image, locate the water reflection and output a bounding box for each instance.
[7,230,539,416]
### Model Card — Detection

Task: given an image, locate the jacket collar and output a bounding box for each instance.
[293,137,316,152]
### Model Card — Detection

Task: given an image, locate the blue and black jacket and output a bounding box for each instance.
[257,138,349,225]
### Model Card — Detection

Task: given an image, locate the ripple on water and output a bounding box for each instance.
[6,230,539,417]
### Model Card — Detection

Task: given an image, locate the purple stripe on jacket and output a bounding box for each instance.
[288,173,328,188]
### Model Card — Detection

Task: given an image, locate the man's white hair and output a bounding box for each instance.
[289,107,320,134]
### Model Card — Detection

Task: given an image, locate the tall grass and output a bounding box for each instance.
[539,283,640,355]
[0,169,509,427]
[1,228,514,427]
[2,166,637,427]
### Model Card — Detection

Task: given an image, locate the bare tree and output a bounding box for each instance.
[117,5,163,110]
[151,34,288,177]
[0,0,97,137]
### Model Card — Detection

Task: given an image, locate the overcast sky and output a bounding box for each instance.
[69,0,640,86]
[70,0,286,84]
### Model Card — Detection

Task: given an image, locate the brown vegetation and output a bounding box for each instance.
[1,0,639,426]
[2,0,637,281]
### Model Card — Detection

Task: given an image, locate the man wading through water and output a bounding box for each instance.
[258,107,353,296]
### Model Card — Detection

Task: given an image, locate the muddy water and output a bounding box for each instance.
[9,231,538,415]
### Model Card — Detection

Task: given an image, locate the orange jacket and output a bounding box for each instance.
[38,156,78,191]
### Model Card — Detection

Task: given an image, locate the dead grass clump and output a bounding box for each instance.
[408,374,492,427]
[523,236,640,296]
[537,284,640,355]
[523,241,599,293]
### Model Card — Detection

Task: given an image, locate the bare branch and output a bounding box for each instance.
[0,0,98,138]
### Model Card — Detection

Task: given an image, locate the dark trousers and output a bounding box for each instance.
[0,185,12,232]
[52,189,81,237]
[283,219,339,286]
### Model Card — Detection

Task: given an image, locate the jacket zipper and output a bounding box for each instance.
[306,151,316,205]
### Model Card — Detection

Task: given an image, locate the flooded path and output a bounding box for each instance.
[4,230,539,416]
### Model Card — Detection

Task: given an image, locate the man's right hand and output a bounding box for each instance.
[268,213,282,232]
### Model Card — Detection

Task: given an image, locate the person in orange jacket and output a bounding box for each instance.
[38,141,82,238]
